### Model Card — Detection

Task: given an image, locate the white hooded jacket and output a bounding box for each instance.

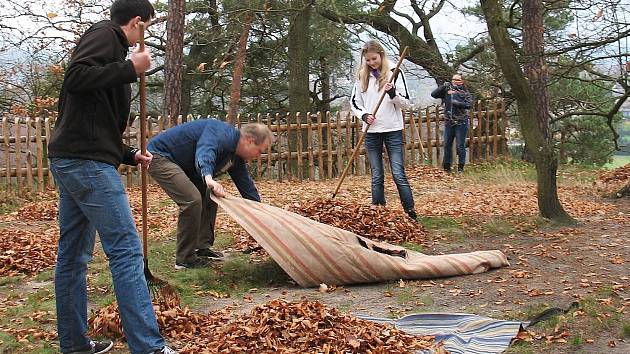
[350,68,411,133]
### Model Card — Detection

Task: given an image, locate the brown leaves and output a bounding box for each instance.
[0,228,58,276]
[289,199,427,244]
[599,164,630,184]
[89,297,437,353]
[14,200,58,221]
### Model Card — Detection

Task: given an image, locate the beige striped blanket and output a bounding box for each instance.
[213,195,509,287]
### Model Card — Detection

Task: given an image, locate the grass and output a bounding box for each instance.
[465,159,537,184]
[401,242,424,253]
[605,155,630,169]
[417,216,466,242]
[505,341,534,354]
[478,218,517,237]
[0,276,24,287]
[0,190,27,215]
[144,240,291,307]
[622,323,630,338]
[569,334,584,347]
[417,216,460,230]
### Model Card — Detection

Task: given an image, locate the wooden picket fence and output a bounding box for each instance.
[0,101,508,196]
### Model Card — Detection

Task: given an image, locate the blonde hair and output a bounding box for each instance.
[358,40,391,92]
[240,123,273,145]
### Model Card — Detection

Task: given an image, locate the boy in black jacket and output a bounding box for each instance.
[48,1,175,353]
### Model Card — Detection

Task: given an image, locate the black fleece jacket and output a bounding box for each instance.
[48,20,139,167]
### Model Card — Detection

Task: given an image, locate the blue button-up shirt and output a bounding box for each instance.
[147,118,260,201]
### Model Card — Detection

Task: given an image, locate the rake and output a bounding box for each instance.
[331,46,410,199]
[138,21,176,299]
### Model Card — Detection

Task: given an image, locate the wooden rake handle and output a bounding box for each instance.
[331,46,409,199]
[138,22,149,259]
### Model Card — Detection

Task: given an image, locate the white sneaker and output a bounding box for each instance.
[153,346,177,354]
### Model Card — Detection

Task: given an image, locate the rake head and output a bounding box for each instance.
[144,259,178,301]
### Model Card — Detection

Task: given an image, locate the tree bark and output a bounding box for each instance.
[287,0,311,179]
[164,0,186,125]
[318,56,331,114]
[616,180,630,198]
[481,0,574,223]
[318,55,331,147]
[288,0,311,113]
[227,13,253,125]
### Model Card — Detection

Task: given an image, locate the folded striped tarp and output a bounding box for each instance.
[213,195,509,287]
[360,313,526,354]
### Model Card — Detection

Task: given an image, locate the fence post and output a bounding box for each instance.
[296,112,303,181]
[425,107,432,165]
[408,111,416,166]
[266,113,272,180]
[35,117,44,193]
[275,113,283,182]
[306,112,315,180]
[317,112,324,180]
[45,118,54,188]
[416,109,426,163]
[485,102,491,161]
[2,117,10,192]
[256,113,263,179]
[475,103,483,161]
[354,114,362,175]
[335,112,343,175]
[501,101,510,157]
[286,112,293,181]
[468,106,474,164]
[492,102,499,160]
[25,118,34,193]
[15,118,23,195]
[326,112,333,179]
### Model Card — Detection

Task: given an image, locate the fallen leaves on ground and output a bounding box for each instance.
[0,227,59,276]
[599,164,630,183]
[413,185,615,217]
[289,198,427,244]
[13,200,58,221]
[89,296,438,353]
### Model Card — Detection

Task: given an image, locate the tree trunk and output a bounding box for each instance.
[227,13,253,125]
[319,55,330,146]
[164,0,186,126]
[288,0,311,113]
[481,0,574,223]
[288,0,311,179]
[616,180,630,198]
[319,55,331,114]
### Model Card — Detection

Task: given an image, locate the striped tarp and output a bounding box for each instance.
[213,195,509,287]
[360,313,527,354]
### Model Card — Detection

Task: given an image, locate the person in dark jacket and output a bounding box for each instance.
[147,120,272,270]
[47,1,176,353]
[431,73,473,173]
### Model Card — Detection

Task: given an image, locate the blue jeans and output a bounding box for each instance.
[50,158,165,354]
[364,130,415,213]
[443,120,468,167]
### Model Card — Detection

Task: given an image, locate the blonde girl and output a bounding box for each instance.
[350,40,417,220]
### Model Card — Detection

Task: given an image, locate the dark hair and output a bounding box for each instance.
[110,0,155,25]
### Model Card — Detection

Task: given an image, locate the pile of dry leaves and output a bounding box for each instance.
[0,228,58,276]
[14,200,58,221]
[599,164,630,183]
[90,297,438,353]
[406,164,454,183]
[289,199,427,244]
